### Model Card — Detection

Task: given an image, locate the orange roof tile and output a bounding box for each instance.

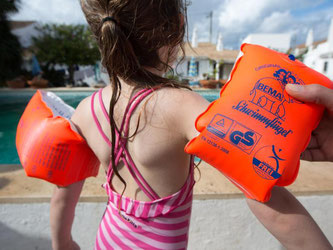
[9,21,36,30]
[296,39,326,49]
[181,42,239,62]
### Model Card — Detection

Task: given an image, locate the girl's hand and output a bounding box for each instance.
[53,238,80,250]
[70,241,80,250]
[286,83,333,161]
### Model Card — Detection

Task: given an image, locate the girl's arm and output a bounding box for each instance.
[50,180,84,250]
[50,96,92,249]
[246,186,332,250]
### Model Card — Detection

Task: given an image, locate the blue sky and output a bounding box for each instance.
[10,0,333,49]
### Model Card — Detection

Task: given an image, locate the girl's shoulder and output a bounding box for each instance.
[153,87,208,110]
[71,94,92,121]
[152,87,210,141]
[70,93,96,141]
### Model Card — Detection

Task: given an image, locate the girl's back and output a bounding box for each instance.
[72,83,208,201]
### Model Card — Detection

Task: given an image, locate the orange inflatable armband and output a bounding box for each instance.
[185,44,332,202]
[16,90,100,186]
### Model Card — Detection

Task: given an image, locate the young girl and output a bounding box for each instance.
[50,0,332,249]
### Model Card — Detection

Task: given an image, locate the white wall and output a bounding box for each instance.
[175,60,188,78]
[175,58,213,80]
[221,63,234,80]
[1,195,332,250]
[304,42,333,80]
[198,60,212,78]
[11,23,39,48]
[243,33,291,53]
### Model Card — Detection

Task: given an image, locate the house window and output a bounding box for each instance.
[187,61,199,76]
[324,61,328,73]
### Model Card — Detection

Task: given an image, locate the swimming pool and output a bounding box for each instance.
[0,89,219,164]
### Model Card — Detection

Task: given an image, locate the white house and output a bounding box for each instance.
[10,21,39,48]
[10,21,40,72]
[174,28,239,82]
[302,18,333,80]
[242,33,292,53]
[176,42,238,81]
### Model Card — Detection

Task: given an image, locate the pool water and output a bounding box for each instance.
[0,89,219,164]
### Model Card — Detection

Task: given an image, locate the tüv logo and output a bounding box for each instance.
[230,130,255,147]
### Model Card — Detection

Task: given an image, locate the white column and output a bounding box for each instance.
[191,27,198,48]
[306,29,314,51]
[216,33,224,51]
[328,17,333,52]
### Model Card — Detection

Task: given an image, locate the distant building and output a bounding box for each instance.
[242,33,292,53]
[293,39,326,59]
[10,21,38,48]
[9,21,39,72]
[301,18,333,80]
[176,42,239,81]
[9,21,105,86]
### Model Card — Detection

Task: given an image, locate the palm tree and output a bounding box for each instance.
[0,0,22,86]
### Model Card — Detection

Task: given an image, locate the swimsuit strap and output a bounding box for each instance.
[117,88,152,135]
[96,88,151,147]
[115,88,160,200]
[91,91,111,147]
[97,89,121,147]
[98,88,110,124]
[92,87,160,200]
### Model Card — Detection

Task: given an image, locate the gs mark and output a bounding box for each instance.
[228,123,261,154]
[230,131,255,147]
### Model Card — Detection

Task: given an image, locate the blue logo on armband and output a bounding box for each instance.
[207,114,233,139]
[252,145,285,180]
[230,131,255,146]
[227,123,261,154]
[231,67,305,138]
[207,115,262,154]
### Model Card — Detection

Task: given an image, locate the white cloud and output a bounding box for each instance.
[10,0,86,24]
[258,11,293,33]
[217,0,318,32]
[9,0,333,49]
[218,0,274,30]
[212,0,332,48]
[188,0,319,48]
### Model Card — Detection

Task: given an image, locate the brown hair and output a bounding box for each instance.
[80,0,189,192]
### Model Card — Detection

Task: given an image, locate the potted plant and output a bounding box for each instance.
[199,79,219,89]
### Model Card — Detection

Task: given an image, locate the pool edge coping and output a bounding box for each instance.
[1,191,333,204]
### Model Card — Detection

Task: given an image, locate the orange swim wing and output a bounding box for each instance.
[16,90,100,186]
[185,44,332,202]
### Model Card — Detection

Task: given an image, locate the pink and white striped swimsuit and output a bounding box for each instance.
[91,88,195,249]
